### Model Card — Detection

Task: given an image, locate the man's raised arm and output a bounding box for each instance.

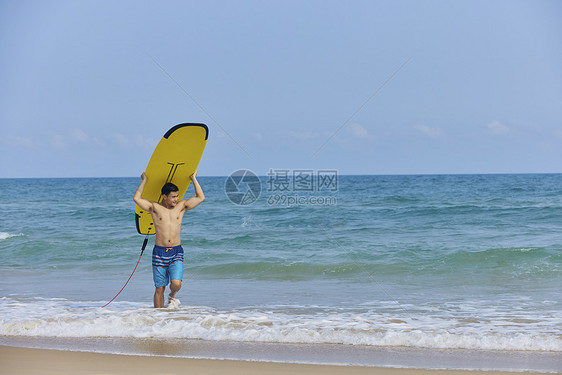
[133,172,153,211]
[185,171,205,210]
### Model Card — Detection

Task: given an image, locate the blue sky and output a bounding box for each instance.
[1,0,561,177]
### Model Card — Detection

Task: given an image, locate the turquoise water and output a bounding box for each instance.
[0,174,561,356]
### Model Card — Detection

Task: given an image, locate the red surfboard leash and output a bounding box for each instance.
[102,235,149,308]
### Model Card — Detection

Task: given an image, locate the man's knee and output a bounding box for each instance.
[170,279,182,291]
[155,286,165,295]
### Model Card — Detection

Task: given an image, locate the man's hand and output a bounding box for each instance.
[141,172,148,181]
[190,170,198,180]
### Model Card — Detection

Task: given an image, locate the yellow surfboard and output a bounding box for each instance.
[135,123,208,235]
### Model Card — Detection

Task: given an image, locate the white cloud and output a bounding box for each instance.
[414,124,443,138]
[49,133,66,150]
[9,136,36,149]
[289,129,324,142]
[112,133,156,149]
[252,132,263,141]
[132,134,157,148]
[486,120,509,135]
[349,123,373,140]
[287,125,374,144]
[112,133,129,145]
[72,129,88,142]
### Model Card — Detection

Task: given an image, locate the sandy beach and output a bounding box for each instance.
[0,345,553,375]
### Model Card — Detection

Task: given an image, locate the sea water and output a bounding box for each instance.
[0,175,561,370]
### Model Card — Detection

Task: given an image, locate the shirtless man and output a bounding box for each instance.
[133,171,205,308]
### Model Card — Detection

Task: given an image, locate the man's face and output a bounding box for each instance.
[162,191,179,207]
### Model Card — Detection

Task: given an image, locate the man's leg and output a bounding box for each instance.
[154,286,165,308]
[168,259,183,303]
[168,279,181,302]
[152,246,168,308]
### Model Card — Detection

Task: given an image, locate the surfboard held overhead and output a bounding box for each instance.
[135,123,208,235]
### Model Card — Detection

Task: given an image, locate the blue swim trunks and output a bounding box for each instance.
[152,245,184,288]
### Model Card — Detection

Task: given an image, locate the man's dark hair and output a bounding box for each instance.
[161,182,179,196]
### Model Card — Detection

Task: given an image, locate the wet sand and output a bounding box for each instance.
[0,346,552,375]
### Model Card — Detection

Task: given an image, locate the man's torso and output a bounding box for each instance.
[150,202,186,246]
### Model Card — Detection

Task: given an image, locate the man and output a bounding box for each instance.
[133,171,205,308]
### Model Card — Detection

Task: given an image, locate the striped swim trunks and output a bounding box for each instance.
[152,245,184,287]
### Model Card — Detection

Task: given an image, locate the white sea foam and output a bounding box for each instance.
[0,297,560,352]
[0,232,23,240]
[167,298,181,309]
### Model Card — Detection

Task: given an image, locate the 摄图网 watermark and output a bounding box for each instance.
[224,169,338,206]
